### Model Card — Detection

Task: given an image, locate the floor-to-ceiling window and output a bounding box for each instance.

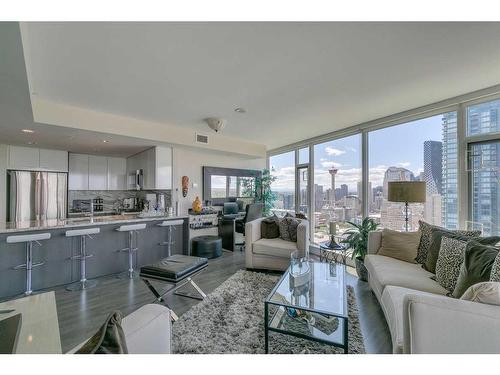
[267,91,500,243]
[466,99,500,236]
[313,134,362,243]
[269,151,296,217]
[368,112,457,231]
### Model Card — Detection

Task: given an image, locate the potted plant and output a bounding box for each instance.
[242,168,277,216]
[341,217,379,281]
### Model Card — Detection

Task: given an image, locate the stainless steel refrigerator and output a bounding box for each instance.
[8,170,67,222]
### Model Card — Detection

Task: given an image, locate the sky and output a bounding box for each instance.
[269,113,449,193]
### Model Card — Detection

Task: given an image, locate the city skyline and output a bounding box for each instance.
[270,114,444,195]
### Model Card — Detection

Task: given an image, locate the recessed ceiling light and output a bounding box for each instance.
[234,107,247,113]
[102,140,109,143]
[27,141,37,145]
[22,129,35,133]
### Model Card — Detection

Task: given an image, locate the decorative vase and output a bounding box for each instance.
[192,196,202,213]
[355,258,368,282]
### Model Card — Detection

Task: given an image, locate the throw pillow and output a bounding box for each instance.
[452,241,500,298]
[491,252,500,282]
[415,220,480,264]
[279,216,300,242]
[460,282,500,306]
[377,228,420,263]
[435,237,467,293]
[76,311,128,354]
[261,215,280,239]
[424,232,498,274]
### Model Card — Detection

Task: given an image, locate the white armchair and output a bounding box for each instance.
[245,218,309,271]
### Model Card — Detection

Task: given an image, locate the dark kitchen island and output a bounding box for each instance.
[0,214,189,299]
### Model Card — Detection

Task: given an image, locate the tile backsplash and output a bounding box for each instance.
[68,190,171,213]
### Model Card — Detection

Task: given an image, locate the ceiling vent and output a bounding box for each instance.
[196,133,209,145]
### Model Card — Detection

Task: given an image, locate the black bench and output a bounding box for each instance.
[140,254,208,320]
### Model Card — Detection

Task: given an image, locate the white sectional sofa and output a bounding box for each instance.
[365,230,500,354]
[245,218,309,271]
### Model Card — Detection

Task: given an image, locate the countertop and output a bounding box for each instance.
[0,214,188,234]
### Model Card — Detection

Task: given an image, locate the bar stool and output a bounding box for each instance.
[66,227,100,291]
[116,223,147,279]
[6,232,51,296]
[157,220,184,257]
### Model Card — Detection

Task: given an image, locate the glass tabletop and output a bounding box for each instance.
[266,261,347,318]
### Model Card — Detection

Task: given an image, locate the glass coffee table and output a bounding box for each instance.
[264,261,348,353]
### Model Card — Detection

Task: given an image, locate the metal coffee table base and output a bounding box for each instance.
[264,303,348,354]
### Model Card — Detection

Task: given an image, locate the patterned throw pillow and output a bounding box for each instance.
[435,237,467,293]
[279,216,300,242]
[490,252,500,282]
[415,220,480,264]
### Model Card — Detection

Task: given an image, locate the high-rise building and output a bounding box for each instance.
[314,184,324,212]
[442,112,458,229]
[382,167,414,198]
[381,167,418,230]
[467,101,500,236]
[423,140,443,225]
[423,140,443,195]
[283,193,294,211]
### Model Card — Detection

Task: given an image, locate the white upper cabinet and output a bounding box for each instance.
[8,146,39,170]
[69,153,127,191]
[8,146,68,172]
[88,155,108,190]
[126,146,172,190]
[107,157,127,190]
[39,149,68,172]
[68,153,89,190]
[155,146,172,190]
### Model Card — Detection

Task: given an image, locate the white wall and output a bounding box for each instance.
[172,146,266,215]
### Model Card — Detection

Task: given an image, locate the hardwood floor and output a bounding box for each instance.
[50,250,392,353]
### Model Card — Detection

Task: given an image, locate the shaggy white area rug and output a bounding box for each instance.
[173,269,365,354]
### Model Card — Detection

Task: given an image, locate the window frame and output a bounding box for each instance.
[267,88,500,246]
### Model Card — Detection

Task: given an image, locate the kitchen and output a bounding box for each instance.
[0,143,188,299]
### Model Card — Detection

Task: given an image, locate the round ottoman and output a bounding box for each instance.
[191,235,222,259]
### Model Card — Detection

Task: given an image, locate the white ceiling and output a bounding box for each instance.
[8,22,500,151]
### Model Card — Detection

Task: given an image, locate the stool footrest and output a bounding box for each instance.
[12,261,45,270]
[118,247,138,252]
[70,254,94,260]
[159,241,175,246]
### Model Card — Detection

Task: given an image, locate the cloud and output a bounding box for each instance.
[325,147,346,156]
[320,161,343,169]
[270,166,295,191]
[314,167,362,192]
[397,162,411,168]
[368,165,389,187]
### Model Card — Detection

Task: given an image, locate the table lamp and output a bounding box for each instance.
[325,220,343,249]
[388,181,426,231]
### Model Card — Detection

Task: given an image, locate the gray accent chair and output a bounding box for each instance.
[245,218,309,271]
